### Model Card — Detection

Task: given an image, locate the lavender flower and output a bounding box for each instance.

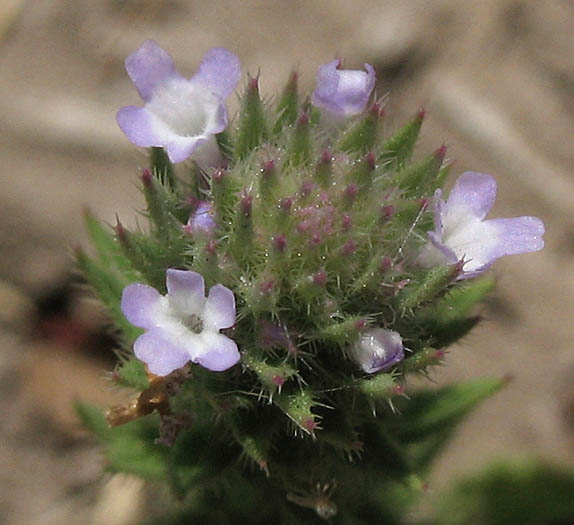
[353,328,404,374]
[183,201,216,235]
[419,172,545,278]
[121,269,239,376]
[117,40,240,164]
[311,59,376,118]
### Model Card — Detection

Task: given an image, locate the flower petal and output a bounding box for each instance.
[203,284,236,330]
[312,59,375,117]
[116,106,166,147]
[166,136,207,163]
[192,48,241,99]
[187,201,217,234]
[134,328,190,376]
[194,332,240,371]
[166,269,206,316]
[483,215,545,259]
[121,283,164,329]
[125,40,184,101]
[445,172,497,221]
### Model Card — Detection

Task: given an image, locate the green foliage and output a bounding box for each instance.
[431,459,574,525]
[76,403,168,480]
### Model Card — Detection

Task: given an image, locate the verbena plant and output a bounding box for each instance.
[76,41,545,524]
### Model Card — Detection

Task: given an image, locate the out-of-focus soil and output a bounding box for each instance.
[0,1,572,523]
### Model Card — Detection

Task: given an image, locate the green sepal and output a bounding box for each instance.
[243,349,296,392]
[237,433,271,474]
[229,192,254,264]
[356,373,399,402]
[142,171,186,247]
[274,389,318,435]
[337,104,382,153]
[319,316,368,345]
[286,112,312,167]
[150,147,176,188]
[314,150,333,188]
[393,146,445,196]
[380,109,424,169]
[399,347,444,373]
[235,75,268,159]
[273,71,299,134]
[215,129,233,161]
[397,262,462,311]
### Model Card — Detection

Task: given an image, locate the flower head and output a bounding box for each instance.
[121,269,239,376]
[183,201,216,235]
[353,328,404,374]
[117,40,240,163]
[311,59,375,118]
[418,172,545,278]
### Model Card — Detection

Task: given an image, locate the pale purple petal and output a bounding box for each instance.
[482,215,545,260]
[125,40,183,101]
[354,328,404,374]
[166,269,206,315]
[121,283,163,329]
[312,59,376,117]
[194,332,240,371]
[203,284,236,330]
[312,59,340,104]
[134,328,190,376]
[192,47,241,99]
[428,231,459,263]
[187,201,216,234]
[166,136,208,163]
[433,189,445,233]
[445,172,497,221]
[116,106,165,147]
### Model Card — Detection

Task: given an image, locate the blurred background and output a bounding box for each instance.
[0,0,572,523]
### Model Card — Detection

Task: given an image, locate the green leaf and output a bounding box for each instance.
[76,248,143,344]
[431,459,574,525]
[391,378,506,442]
[76,402,167,480]
[426,278,495,326]
[83,211,140,282]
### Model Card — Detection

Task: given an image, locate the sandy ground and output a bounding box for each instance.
[0,1,573,523]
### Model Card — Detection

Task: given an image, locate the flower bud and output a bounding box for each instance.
[353,328,404,374]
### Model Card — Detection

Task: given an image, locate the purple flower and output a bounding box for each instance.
[183,201,216,235]
[117,40,240,164]
[311,59,376,118]
[353,328,404,374]
[121,269,239,376]
[419,172,545,278]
